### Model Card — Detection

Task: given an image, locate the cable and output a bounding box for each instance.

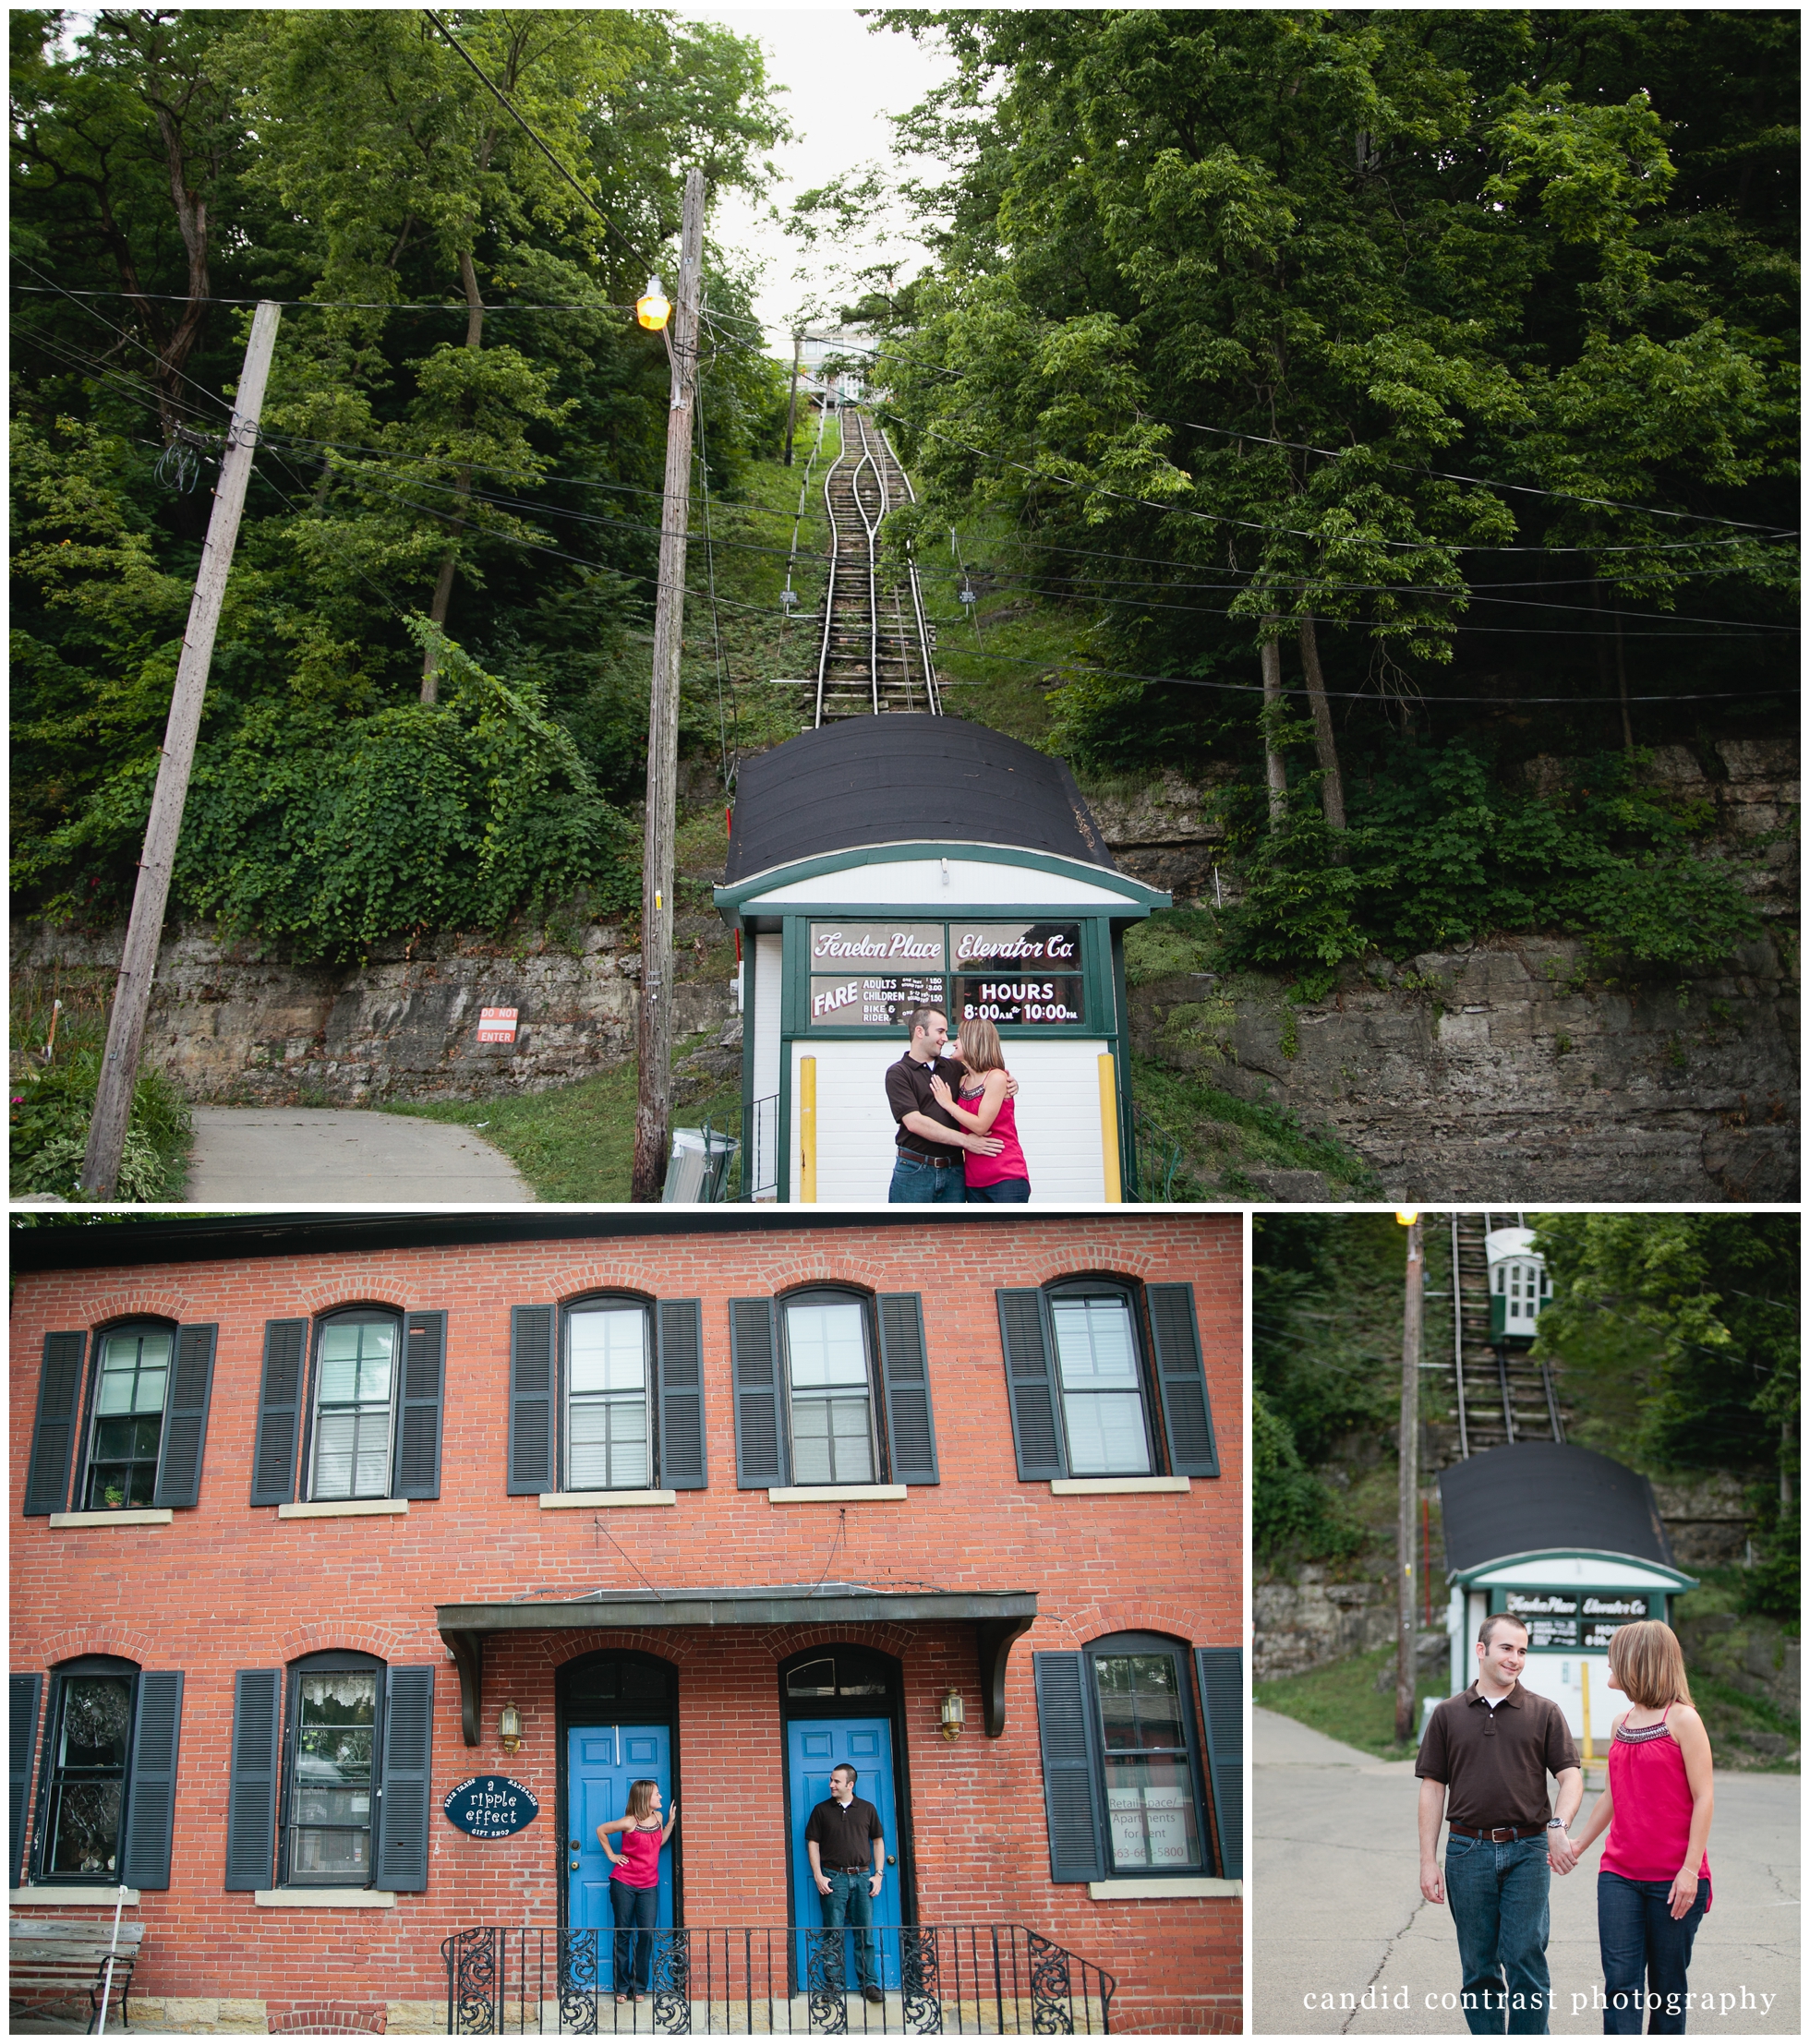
[419,10,658,278]
[12,256,242,421]
[694,358,734,789]
[13,282,644,312]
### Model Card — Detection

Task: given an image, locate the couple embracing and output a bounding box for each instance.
[884,1004,1030,1203]
[1418,1615,1714,2036]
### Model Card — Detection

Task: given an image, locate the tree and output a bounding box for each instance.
[1535,1212,1799,1616]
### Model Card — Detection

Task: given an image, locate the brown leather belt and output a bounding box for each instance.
[898,1149,959,1165]
[1448,1822,1550,1842]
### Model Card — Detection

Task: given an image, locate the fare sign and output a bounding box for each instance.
[477,1006,519,1044]
[443,1775,538,1838]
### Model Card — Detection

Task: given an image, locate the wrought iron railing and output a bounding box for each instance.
[442,1924,1115,2035]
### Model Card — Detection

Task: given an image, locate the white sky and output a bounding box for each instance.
[674,6,959,349]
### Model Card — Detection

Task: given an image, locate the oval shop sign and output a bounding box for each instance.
[443,1775,539,1838]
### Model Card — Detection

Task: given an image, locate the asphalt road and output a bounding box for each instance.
[186,1106,533,1201]
[1253,1707,1800,2036]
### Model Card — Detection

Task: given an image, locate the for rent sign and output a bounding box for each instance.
[442,1775,539,1837]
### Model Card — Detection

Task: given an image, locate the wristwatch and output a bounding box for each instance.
[1546,1819,1565,1831]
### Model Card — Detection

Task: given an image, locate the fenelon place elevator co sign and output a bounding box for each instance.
[443,1775,540,1837]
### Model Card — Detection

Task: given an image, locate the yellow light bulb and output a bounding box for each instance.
[636,277,671,331]
[1395,1209,1419,1226]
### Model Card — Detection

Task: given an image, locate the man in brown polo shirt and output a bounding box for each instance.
[1417,1613,1581,2035]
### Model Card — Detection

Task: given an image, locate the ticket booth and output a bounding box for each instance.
[1438,1442,1696,1740]
[716,716,1169,1202]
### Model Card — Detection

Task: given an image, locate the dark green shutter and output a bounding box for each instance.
[1033,1653,1104,1882]
[1149,1283,1219,1477]
[153,1325,218,1509]
[876,1293,938,1485]
[250,1320,307,1506]
[996,1291,1065,1481]
[730,1299,787,1487]
[375,1666,434,1893]
[508,1306,556,1494]
[397,1312,446,1500]
[1196,1647,1243,1880]
[657,1300,707,1490]
[120,1672,183,1890]
[24,1331,87,1515]
[10,1674,42,1890]
[223,1670,281,1891]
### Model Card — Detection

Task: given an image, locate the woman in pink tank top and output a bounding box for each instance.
[1552,1621,1712,2035]
[929,1019,1030,1202]
[597,1780,677,2002]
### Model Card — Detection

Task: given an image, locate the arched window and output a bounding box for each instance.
[307,1309,403,1501]
[83,1322,175,1510]
[35,1656,140,1882]
[284,1652,383,1885]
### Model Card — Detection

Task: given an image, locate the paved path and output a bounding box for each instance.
[186,1107,533,1201]
[1254,1706,1799,2035]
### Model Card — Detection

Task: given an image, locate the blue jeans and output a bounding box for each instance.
[1445,1833,1552,2034]
[966,1177,1031,1202]
[610,1878,657,1993]
[1599,1870,1707,2034]
[820,1870,878,1990]
[887,1152,967,1203]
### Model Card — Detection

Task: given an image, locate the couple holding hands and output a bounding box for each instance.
[1417,1616,1713,2035]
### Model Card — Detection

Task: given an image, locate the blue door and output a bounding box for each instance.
[567,1724,673,1985]
[788,1717,900,1992]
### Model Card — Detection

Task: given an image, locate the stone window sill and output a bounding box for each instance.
[540,1490,677,1510]
[768,1484,908,1503]
[48,1509,174,1529]
[11,1885,140,1906]
[1087,1877,1240,1899]
[254,1888,396,1908]
[1051,1476,1191,1497]
[277,1498,409,1520]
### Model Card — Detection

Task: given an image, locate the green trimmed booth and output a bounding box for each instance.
[715,717,1169,1202]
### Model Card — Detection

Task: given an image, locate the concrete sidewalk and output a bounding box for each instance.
[1253,1706,1800,2035]
[186,1106,533,1201]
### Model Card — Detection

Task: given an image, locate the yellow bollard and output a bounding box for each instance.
[1580,1659,1594,1763]
[799,1056,817,1204]
[1097,1053,1123,1203]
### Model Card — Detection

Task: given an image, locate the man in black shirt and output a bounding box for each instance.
[803,1764,886,2003]
[884,1005,1005,1204]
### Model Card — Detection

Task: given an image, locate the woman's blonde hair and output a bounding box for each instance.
[625,1779,658,1822]
[1607,1619,1693,1711]
[954,1016,1005,1076]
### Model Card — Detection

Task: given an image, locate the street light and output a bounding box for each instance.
[636,276,671,331]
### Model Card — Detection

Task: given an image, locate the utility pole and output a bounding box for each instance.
[80,300,282,1198]
[782,326,803,465]
[1395,1211,1426,1744]
[1260,616,1287,826]
[630,167,706,1205]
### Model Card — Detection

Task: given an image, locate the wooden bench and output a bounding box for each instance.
[9,1915,145,2028]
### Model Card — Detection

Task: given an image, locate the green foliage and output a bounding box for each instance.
[1535,1211,1799,1617]
[1253,1388,1365,1563]
[10,1052,190,1202]
[1122,908,1218,986]
[1219,745,1760,973]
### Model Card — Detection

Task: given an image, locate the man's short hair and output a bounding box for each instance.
[830,1763,858,1786]
[1478,1612,1530,1650]
[904,1005,946,1040]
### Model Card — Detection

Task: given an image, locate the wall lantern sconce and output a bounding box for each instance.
[498,1701,524,1754]
[939,1689,965,1742]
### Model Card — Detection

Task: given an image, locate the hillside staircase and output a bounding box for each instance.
[1450,1211,1568,1457]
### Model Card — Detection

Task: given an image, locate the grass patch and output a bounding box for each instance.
[10,979,190,1201]
[1131,1051,1382,1199]
[1256,1643,1453,1761]
[381,1031,736,1203]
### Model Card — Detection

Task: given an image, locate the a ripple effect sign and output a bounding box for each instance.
[443,1775,539,1837]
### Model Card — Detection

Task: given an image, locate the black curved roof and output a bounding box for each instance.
[724,715,1117,884]
[1440,1444,1677,1573]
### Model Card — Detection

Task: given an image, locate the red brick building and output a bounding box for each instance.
[11,1212,1243,2033]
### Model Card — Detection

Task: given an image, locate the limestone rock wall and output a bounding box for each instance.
[1135,932,1797,1200]
[12,919,734,1107]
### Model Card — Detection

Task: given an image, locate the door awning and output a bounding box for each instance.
[437,1586,1038,1747]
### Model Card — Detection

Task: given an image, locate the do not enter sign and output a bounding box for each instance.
[477,1006,519,1044]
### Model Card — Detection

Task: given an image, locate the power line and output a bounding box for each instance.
[13,282,643,312]
[419,9,658,278]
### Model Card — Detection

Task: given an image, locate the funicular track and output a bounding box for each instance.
[814,406,939,723]
[1449,1211,1567,1457]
